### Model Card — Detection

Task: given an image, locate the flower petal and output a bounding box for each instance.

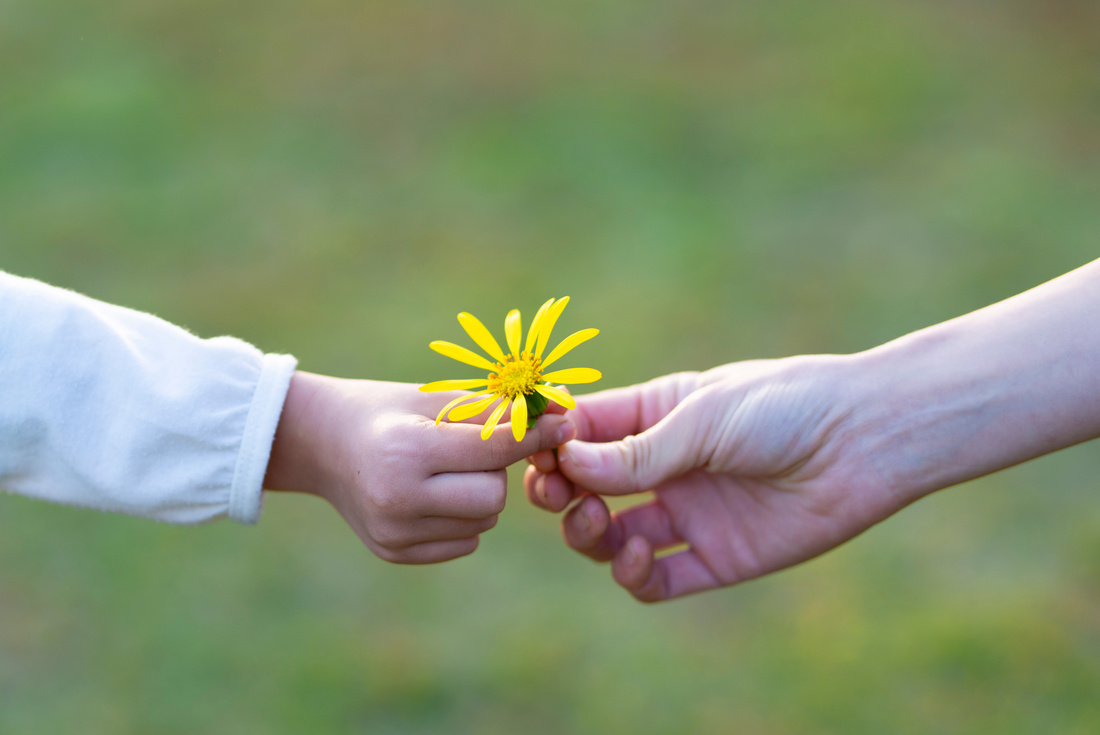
[457,312,507,363]
[419,379,490,393]
[524,298,555,355]
[435,390,492,425]
[430,340,498,372]
[481,398,511,440]
[504,309,522,358]
[540,328,599,370]
[535,297,570,358]
[541,367,602,384]
[511,393,528,442]
[534,383,576,410]
[448,394,499,421]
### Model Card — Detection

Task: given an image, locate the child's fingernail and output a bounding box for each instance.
[557,422,576,445]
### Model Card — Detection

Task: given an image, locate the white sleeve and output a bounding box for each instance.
[0,272,297,525]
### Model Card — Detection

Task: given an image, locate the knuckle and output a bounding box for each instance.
[485,437,511,470]
[370,483,417,517]
[616,435,651,491]
[524,482,541,507]
[522,465,540,493]
[373,545,403,563]
[564,522,597,554]
[486,478,508,515]
[375,419,434,472]
[369,523,410,551]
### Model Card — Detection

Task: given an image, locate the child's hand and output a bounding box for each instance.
[264,371,575,563]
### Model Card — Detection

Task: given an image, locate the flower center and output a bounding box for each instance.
[488,353,542,399]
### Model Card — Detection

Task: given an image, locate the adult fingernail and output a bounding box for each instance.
[563,441,595,469]
[557,421,576,445]
[624,537,641,565]
[580,499,593,531]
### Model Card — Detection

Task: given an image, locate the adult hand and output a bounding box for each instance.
[527,260,1100,601]
[525,356,902,601]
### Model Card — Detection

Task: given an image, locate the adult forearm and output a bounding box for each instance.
[850,258,1100,502]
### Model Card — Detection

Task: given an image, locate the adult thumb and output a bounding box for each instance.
[557,407,704,495]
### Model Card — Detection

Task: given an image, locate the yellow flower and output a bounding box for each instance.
[419,297,601,441]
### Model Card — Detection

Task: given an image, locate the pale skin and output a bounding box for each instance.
[525,258,1100,602]
[263,375,575,564]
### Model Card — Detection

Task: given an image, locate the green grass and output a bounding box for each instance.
[2,1,1100,732]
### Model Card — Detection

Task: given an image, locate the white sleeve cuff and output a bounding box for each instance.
[0,271,300,526]
[228,353,297,525]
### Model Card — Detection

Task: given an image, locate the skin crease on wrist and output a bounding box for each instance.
[263,371,345,500]
[523,257,1100,601]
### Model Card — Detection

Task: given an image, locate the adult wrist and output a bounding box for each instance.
[841,296,1096,506]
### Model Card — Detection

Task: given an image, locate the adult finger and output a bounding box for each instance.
[526,449,558,474]
[561,495,616,560]
[568,373,700,443]
[612,539,721,603]
[522,377,695,477]
[556,394,712,495]
[561,495,683,562]
[523,465,547,509]
[421,470,508,518]
[523,466,578,513]
[428,413,576,473]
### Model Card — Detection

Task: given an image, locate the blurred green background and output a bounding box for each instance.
[2,0,1100,732]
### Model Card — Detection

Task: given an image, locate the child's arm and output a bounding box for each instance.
[0,271,571,562]
[0,271,295,524]
[264,371,573,563]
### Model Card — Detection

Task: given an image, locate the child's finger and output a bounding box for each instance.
[401,515,499,545]
[436,388,567,426]
[379,537,480,565]
[422,470,508,518]
[522,389,569,467]
[428,413,576,473]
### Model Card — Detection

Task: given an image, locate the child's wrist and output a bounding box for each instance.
[263,371,337,497]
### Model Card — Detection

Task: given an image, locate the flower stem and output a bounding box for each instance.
[525,390,550,428]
